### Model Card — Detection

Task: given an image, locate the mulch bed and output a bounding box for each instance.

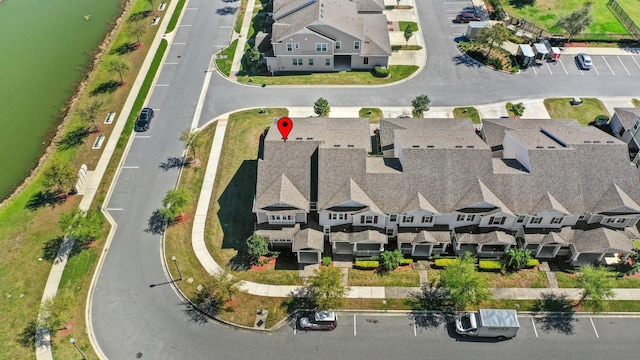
[250,256,276,272]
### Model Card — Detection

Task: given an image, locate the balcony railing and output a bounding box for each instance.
[268,219,295,225]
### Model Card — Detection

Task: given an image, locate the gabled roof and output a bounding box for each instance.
[323,178,383,214]
[361,14,391,56]
[256,174,309,211]
[529,192,571,215]
[331,226,387,243]
[562,227,638,253]
[455,231,516,245]
[292,227,324,251]
[613,107,640,130]
[400,192,439,214]
[354,0,384,12]
[524,231,567,245]
[481,118,579,149]
[593,183,640,214]
[397,229,450,244]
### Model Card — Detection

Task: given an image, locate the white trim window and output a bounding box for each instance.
[403,215,414,223]
[329,213,348,220]
[286,43,293,52]
[550,217,563,224]
[515,215,526,223]
[316,43,328,52]
[293,58,303,66]
[529,217,542,224]
[335,41,341,50]
[308,58,314,66]
[488,216,506,225]
[606,218,625,224]
[361,215,379,224]
[457,214,475,222]
[354,41,360,50]
[421,215,433,223]
[389,214,398,222]
[325,58,331,66]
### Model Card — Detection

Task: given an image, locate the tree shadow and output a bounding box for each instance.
[281,287,313,328]
[216,6,238,15]
[453,54,483,68]
[508,0,535,9]
[128,10,152,22]
[217,160,258,266]
[58,126,90,150]
[15,320,38,349]
[410,311,455,331]
[42,237,65,262]
[145,209,166,235]
[159,157,189,171]
[408,284,454,311]
[91,80,121,96]
[183,291,224,324]
[25,190,66,211]
[531,292,577,334]
[110,42,138,55]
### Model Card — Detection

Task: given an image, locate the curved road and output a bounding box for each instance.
[90,0,640,359]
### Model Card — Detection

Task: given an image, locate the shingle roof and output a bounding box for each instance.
[361,14,391,56]
[613,107,640,130]
[292,226,324,250]
[481,118,579,149]
[560,227,638,253]
[524,231,567,245]
[331,226,387,243]
[354,0,385,12]
[455,231,516,245]
[397,229,451,244]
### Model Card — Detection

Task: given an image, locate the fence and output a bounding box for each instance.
[608,0,640,39]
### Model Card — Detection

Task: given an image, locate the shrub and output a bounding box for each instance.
[479,260,503,271]
[399,258,413,266]
[380,249,403,271]
[322,256,332,267]
[356,256,379,262]
[354,260,380,269]
[434,258,460,268]
[373,66,390,78]
[503,248,533,271]
[486,57,503,70]
[246,234,270,265]
[526,259,540,268]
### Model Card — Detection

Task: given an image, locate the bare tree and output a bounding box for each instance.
[556,1,593,42]
[105,57,130,84]
[76,100,103,132]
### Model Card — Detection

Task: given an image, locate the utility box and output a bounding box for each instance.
[465,21,492,39]
[455,309,520,339]
[533,43,549,60]
[517,44,535,67]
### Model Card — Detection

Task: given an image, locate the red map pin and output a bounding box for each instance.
[277,117,293,141]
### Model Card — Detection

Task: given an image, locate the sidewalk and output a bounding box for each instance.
[191,99,640,302]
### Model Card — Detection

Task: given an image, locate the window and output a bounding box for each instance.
[316,43,328,52]
[269,214,292,221]
[286,43,293,52]
[619,127,625,137]
[421,216,433,223]
[361,215,379,224]
[335,41,341,50]
[457,214,475,222]
[578,214,586,220]
[294,43,300,49]
[293,58,303,66]
[389,214,398,222]
[325,58,331,66]
[403,215,414,223]
[606,218,625,224]
[529,217,542,224]
[338,213,346,220]
[329,213,337,220]
[489,216,506,225]
[354,41,360,50]
[308,58,314,66]
[515,215,526,223]
[551,217,563,224]
[330,213,347,220]
[634,119,640,131]
[363,57,369,65]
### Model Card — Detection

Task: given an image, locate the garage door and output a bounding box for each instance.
[299,252,319,264]
[334,242,353,255]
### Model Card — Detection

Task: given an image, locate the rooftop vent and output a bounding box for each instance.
[307,137,313,140]
[333,144,341,147]
[455,145,463,148]
[594,140,601,143]
[347,145,354,148]
[427,145,434,148]
[548,146,556,149]
[607,140,614,143]
[467,145,474,148]
[536,146,544,149]
[296,137,303,140]
[412,145,420,148]
[584,140,592,143]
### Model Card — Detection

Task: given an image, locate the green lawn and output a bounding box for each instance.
[236,66,418,85]
[615,0,640,26]
[348,268,421,287]
[392,45,423,51]
[555,271,640,288]
[500,0,628,35]
[215,39,239,77]
[453,107,481,124]
[634,240,640,249]
[359,108,383,124]
[399,21,419,32]
[544,98,609,126]
[479,269,549,288]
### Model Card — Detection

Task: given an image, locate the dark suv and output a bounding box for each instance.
[456,13,481,23]
[135,108,154,132]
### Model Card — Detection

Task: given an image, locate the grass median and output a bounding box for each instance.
[236,66,419,85]
[544,98,609,126]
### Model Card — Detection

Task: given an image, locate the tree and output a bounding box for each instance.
[179,128,202,162]
[403,24,414,48]
[42,159,75,194]
[244,47,262,74]
[510,102,526,118]
[474,23,511,58]
[209,268,243,302]
[380,249,403,271]
[76,100,103,132]
[438,252,491,310]
[128,20,147,45]
[246,233,270,265]
[314,97,330,117]
[411,94,430,117]
[555,1,593,42]
[39,295,72,334]
[105,57,130,84]
[160,188,191,223]
[502,248,532,271]
[576,265,614,310]
[305,266,349,310]
[59,209,104,244]
[146,0,156,10]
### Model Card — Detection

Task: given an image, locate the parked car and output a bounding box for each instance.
[456,13,481,23]
[455,309,520,340]
[299,311,337,330]
[134,107,155,132]
[575,53,592,70]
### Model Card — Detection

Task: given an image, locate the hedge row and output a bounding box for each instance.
[479,260,503,271]
[433,258,460,268]
[354,260,379,269]
[399,258,413,266]
[526,259,540,267]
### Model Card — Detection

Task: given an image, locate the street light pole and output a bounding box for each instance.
[69,338,87,360]
[171,255,183,281]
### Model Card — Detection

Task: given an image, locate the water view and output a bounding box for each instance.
[0,0,122,200]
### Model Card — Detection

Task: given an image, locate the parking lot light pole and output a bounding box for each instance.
[69,338,87,360]
[171,256,183,281]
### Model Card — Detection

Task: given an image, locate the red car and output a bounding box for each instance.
[456,13,481,23]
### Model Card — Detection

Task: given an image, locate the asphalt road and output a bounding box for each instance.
[90,0,640,358]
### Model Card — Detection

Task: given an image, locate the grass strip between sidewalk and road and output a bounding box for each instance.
[453,107,481,124]
[544,98,610,126]
[236,66,418,85]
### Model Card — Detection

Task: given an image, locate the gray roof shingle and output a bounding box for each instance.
[613,107,640,130]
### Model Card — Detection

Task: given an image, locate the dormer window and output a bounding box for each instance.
[354,41,360,50]
[489,216,506,225]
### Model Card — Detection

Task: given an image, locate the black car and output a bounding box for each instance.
[135,108,155,132]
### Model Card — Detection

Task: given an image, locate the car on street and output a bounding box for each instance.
[456,13,481,23]
[575,53,592,70]
[134,108,155,132]
[299,311,337,330]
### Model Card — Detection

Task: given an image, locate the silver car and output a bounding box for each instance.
[576,53,592,70]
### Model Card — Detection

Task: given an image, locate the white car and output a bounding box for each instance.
[299,311,337,330]
[576,53,592,70]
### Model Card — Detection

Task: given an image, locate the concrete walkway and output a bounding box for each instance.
[191,98,640,302]
[228,0,257,77]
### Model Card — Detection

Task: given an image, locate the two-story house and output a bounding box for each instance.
[265,0,391,72]
[609,107,640,164]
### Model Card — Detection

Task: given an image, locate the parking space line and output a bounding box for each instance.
[531,317,538,337]
[618,56,631,75]
[354,315,357,336]
[545,62,553,74]
[602,56,615,75]
[414,321,417,336]
[559,59,568,75]
[590,317,599,338]
[135,135,151,138]
[592,64,600,75]
[294,324,296,335]
[532,66,537,75]
[105,208,124,211]
[173,42,186,45]
[155,84,170,87]
[179,24,192,27]
[632,56,640,69]
[121,166,139,169]
[164,62,178,65]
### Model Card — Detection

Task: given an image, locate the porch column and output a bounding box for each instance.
[552,245,561,257]
[504,243,512,252]
[477,244,483,254]
[621,252,631,263]
[411,244,416,257]
[427,244,434,257]
[598,253,606,262]
[379,243,384,251]
[535,244,543,257]
[569,251,580,262]
[317,252,321,263]
[297,252,301,263]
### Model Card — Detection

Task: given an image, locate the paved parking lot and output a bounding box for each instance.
[521,54,640,77]
[443,0,479,37]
